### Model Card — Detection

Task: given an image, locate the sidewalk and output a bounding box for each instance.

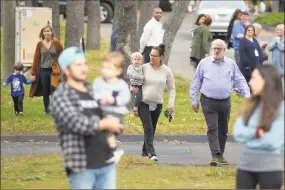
[1,134,235,143]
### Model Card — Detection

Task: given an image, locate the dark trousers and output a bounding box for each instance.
[138,102,162,156]
[133,85,142,108]
[190,57,201,69]
[12,95,24,113]
[236,169,283,189]
[142,46,153,64]
[200,94,231,157]
[40,68,52,112]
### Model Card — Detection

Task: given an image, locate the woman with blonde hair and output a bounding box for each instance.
[233,64,284,189]
[29,22,63,114]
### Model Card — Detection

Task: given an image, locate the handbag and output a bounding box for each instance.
[51,56,61,89]
[261,47,268,61]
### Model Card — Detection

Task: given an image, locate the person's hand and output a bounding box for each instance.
[257,128,266,138]
[192,104,199,113]
[261,41,268,47]
[31,76,36,81]
[131,87,139,94]
[98,115,124,134]
[100,97,115,105]
[167,107,173,113]
[237,34,244,39]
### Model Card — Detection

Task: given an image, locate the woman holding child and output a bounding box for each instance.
[129,44,176,162]
[29,22,63,114]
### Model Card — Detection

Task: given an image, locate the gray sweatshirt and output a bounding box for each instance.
[142,63,176,108]
[92,76,130,115]
[127,64,144,86]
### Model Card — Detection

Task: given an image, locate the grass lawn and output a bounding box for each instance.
[254,12,285,27]
[1,154,237,189]
[1,21,245,135]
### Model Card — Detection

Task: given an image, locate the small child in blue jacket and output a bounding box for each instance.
[2,62,32,116]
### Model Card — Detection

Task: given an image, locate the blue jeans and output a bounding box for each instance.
[69,164,116,189]
[234,49,241,70]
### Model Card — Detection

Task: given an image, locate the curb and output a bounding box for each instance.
[1,135,235,143]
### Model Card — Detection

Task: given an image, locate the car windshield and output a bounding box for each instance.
[200,1,244,9]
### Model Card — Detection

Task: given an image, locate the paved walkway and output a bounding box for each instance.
[1,141,244,166]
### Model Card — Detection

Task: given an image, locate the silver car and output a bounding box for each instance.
[197,0,247,38]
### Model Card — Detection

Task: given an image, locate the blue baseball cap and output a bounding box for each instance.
[58,47,85,69]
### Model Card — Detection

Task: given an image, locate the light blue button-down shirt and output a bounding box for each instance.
[190,56,250,105]
[232,21,246,50]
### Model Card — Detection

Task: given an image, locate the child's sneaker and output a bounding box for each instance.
[105,149,124,164]
[133,107,139,117]
[19,112,24,116]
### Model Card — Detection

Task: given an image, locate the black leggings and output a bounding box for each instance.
[40,68,52,112]
[138,102,162,156]
[236,169,283,189]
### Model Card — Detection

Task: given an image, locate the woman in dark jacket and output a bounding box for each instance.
[239,25,263,83]
[190,15,212,68]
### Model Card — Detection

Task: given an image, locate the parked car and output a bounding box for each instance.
[17,0,115,23]
[197,0,246,39]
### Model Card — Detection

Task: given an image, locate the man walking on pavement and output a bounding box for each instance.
[50,47,124,189]
[189,39,250,166]
[139,7,165,64]
[232,11,249,69]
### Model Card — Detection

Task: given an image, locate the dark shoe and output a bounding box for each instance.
[142,152,148,158]
[45,110,51,115]
[217,155,229,165]
[210,157,220,166]
[15,112,19,116]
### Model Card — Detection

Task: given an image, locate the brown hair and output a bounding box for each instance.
[39,21,56,40]
[103,51,125,69]
[241,11,249,16]
[203,15,212,26]
[242,65,283,131]
[13,62,24,71]
[244,25,255,36]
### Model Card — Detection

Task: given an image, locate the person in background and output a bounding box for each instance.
[127,52,144,117]
[139,44,175,161]
[190,15,213,68]
[232,11,249,69]
[110,28,118,52]
[268,24,284,89]
[226,9,242,49]
[239,25,263,83]
[2,62,32,116]
[139,7,164,64]
[93,52,130,164]
[233,64,284,189]
[190,39,250,166]
[50,47,124,189]
[29,23,63,114]
[253,23,268,63]
[191,14,206,38]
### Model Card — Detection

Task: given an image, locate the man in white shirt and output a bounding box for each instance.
[139,7,165,63]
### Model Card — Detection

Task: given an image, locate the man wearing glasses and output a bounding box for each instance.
[189,39,250,166]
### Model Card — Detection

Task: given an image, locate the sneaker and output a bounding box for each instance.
[217,155,229,165]
[105,149,124,164]
[149,155,158,162]
[210,157,220,166]
[15,112,19,116]
[18,112,24,116]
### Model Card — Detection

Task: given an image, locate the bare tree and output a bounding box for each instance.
[25,0,33,7]
[162,0,189,65]
[86,0,100,50]
[112,1,118,30]
[130,1,138,52]
[3,0,16,79]
[43,0,60,41]
[1,0,4,27]
[137,0,159,40]
[65,1,85,48]
[116,0,137,76]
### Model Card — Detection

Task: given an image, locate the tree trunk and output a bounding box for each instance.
[65,1,85,48]
[130,1,138,52]
[1,0,4,27]
[271,0,279,12]
[162,0,189,65]
[112,1,118,30]
[137,0,159,41]
[86,0,100,50]
[43,0,60,41]
[3,0,16,79]
[25,0,33,7]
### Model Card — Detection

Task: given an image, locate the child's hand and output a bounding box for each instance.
[100,97,115,105]
[31,76,36,82]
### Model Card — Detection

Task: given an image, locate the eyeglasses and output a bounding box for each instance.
[149,54,160,58]
[212,47,224,51]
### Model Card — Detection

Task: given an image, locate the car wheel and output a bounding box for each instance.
[100,2,113,23]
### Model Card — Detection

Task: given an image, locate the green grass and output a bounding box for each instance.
[1,154,237,189]
[254,12,285,27]
[1,20,245,135]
